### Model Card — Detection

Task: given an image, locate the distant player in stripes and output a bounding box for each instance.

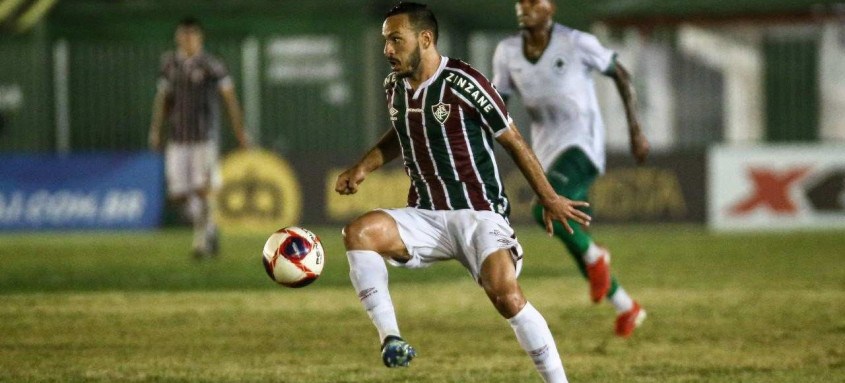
[335,3,589,382]
[492,0,650,337]
[148,17,250,259]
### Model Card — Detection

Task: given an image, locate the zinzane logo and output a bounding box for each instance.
[431,102,451,124]
[445,72,496,113]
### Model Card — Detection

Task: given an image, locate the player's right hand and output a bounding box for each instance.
[540,195,591,236]
[148,131,161,152]
[335,165,367,195]
[630,131,650,165]
[237,130,252,149]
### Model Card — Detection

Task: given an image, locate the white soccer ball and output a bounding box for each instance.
[262,226,325,288]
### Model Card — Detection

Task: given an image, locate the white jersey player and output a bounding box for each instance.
[493,0,650,338]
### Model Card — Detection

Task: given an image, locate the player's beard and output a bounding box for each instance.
[394,45,422,79]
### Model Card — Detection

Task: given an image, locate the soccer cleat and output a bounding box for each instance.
[192,247,210,261]
[586,248,611,303]
[615,301,646,338]
[381,335,416,368]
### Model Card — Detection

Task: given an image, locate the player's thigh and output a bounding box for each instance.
[450,210,524,282]
[378,208,454,267]
[343,210,409,260]
[165,143,191,197]
[479,249,521,292]
[207,140,222,191]
[547,147,598,200]
[479,248,526,317]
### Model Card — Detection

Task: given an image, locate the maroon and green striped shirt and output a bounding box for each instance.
[385,57,513,217]
[158,50,232,143]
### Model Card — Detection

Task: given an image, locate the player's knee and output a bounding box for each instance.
[342,219,368,250]
[494,291,526,318]
[342,213,389,251]
[485,285,526,318]
[169,194,189,205]
[194,188,210,198]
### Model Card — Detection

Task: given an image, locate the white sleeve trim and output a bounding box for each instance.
[493,118,513,138]
[217,76,234,91]
[157,78,171,93]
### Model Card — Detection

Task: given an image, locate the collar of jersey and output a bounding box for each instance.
[522,24,558,65]
[403,56,448,100]
[177,49,204,63]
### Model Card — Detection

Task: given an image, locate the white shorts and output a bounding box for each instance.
[165,141,221,197]
[379,207,524,283]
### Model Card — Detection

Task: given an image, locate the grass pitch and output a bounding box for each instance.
[0,225,843,382]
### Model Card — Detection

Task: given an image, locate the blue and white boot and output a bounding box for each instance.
[381,335,416,368]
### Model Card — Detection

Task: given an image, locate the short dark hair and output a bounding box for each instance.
[385,2,439,43]
[177,17,203,32]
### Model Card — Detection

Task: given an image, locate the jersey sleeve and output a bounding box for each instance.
[157,53,173,94]
[208,56,234,90]
[576,31,617,75]
[454,64,513,137]
[491,41,514,98]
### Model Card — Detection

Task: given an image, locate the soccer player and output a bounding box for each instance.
[492,0,650,337]
[335,3,590,382]
[148,17,250,259]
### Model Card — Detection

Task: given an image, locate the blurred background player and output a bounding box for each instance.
[148,17,250,259]
[336,3,591,382]
[492,0,650,337]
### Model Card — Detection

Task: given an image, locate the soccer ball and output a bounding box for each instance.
[262,226,325,288]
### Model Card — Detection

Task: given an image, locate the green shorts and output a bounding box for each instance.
[545,147,598,216]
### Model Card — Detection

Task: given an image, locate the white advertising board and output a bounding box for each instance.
[708,145,845,231]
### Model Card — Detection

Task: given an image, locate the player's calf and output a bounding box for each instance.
[584,246,611,303]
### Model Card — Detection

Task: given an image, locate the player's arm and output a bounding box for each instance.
[148,86,170,152]
[335,129,401,195]
[496,124,591,234]
[609,61,649,164]
[491,41,513,107]
[219,84,250,148]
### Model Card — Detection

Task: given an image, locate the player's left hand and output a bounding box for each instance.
[540,196,591,236]
[237,130,252,149]
[630,131,650,165]
[148,128,162,152]
[335,165,368,195]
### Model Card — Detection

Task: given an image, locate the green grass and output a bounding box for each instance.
[0,225,843,382]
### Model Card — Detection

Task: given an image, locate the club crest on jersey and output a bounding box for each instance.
[432,102,451,124]
[553,58,566,74]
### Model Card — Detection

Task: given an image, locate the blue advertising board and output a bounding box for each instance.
[0,152,164,230]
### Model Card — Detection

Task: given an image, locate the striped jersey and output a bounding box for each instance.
[493,24,616,173]
[157,50,234,143]
[385,56,513,217]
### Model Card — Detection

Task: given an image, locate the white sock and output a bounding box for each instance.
[347,250,400,343]
[191,196,207,251]
[610,286,634,314]
[206,220,217,238]
[205,202,217,238]
[582,242,604,265]
[508,302,568,383]
[186,194,202,221]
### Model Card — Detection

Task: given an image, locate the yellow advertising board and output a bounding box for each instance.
[324,168,409,221]
[214,149,301,233]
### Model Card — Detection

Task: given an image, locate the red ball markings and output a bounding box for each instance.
[269,228,318,288]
